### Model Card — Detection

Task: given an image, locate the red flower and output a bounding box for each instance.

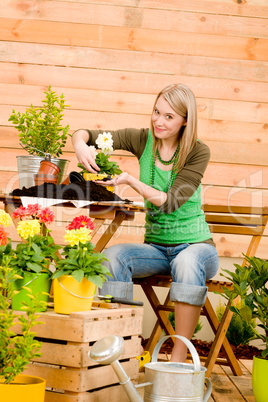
[66,215,95,231]
[26,204,41,217]
[38,208,55,224]
[0,226,9,246]
[11,205,27,220]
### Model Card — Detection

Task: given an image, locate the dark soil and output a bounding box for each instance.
[141,337,263,360]
[10,181,129,202]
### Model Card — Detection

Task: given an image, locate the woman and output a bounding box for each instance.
[72,84,219,362]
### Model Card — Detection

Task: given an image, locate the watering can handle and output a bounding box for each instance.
[151,335,201,373]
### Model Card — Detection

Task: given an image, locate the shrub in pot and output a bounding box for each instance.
[8,85,70,188]
[0,264,47,401]
[52,215,111,314]
[219,255,268,402]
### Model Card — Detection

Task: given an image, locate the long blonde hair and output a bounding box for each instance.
[150,84,198,173]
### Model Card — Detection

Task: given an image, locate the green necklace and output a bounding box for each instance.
[156,144,180,165]
[150,151,179,193]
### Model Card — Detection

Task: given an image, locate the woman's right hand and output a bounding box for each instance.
[72,130,100,173]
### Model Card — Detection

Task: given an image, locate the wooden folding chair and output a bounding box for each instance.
[134,204,268,376]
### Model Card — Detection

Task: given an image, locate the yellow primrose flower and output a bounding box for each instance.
[64,227,92,247]
[0,210,12,227]
[17,219,40,240]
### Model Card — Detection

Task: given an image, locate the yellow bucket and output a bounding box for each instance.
[53,276,96,314]
[0,375,46,402]
[83,172,114,192]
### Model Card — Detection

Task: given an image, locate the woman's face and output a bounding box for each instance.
[152,95,186,141]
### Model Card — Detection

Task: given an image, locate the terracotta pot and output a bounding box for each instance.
[34,174,59,186]
[38,160,60,175]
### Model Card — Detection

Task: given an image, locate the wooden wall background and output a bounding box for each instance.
[1,0,268,259]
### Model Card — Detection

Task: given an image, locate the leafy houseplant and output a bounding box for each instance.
[10,204,60,276]
[7,204,60,311]
[9,85,70,158]
[219,255,268,359]
[78,132,122,176]
[52,215,111,288]
[52,215,111,314]
[219,255,268,401]
[0,265,46,385]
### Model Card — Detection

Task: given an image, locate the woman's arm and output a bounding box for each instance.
[98,172,167,207]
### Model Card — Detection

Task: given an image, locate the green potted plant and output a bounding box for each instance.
[0,264,47,401]
[52,214,111,314]
[8,85,70,188]
[219,255,268,402]
[9,204,61,311]
[78,132,122,191]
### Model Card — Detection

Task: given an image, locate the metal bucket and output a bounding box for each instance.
[17,156,69,188]
[143,335,212,402]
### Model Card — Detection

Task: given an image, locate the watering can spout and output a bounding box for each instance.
[89,335,143,402]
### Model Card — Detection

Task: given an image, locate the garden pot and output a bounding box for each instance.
[37,160,60,176]
[34,173,59,186]
[17,155,69,188]
[53,275,96,314]
[0,374,46,402]
[252,355,268,401]
[11,272,51,312]
[83,172,115,192]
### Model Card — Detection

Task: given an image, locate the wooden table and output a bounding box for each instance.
[0,193,147,253]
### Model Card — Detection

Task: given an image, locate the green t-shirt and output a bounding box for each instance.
[139,131,212,244]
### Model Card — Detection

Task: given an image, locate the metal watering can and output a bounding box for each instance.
[89,334,212,402]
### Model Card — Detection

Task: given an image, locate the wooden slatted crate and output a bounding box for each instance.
[13,307,143,401]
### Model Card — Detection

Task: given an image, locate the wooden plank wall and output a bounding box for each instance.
[0,0,268,259]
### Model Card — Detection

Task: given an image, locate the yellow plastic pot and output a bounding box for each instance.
[0,375,46,402]
[83,172,114,192]
[252,355,268,402]
[53,275,96,314]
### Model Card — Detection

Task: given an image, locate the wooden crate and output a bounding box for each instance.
[13,307,143,401]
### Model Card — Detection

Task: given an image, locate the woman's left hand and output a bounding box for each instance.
[95,172,131,187]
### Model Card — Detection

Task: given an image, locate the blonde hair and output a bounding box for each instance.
[150,84,198,172]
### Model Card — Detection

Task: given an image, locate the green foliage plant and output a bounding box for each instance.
[216,299,256,347]
[219,255,268,359]
[52,215,112,288]
[8,85,70,158]
[0,265,46,384]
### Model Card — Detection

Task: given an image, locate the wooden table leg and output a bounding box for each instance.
[94,211,127,253]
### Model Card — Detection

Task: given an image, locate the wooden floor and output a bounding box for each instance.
[137,359,254,401]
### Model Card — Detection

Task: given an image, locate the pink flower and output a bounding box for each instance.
[38,208,55,224]
[0,226,9,246]
[66,215,95,231]
[11,205,27,220]
[26,204,41,217]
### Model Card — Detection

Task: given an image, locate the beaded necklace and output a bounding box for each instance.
[156,143,180,165]
[150,150,179,193]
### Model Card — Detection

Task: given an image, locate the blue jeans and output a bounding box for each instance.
[100,242,219,306]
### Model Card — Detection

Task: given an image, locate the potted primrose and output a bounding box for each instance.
[52,215,111,314]
[7,205,60,311]
[219,255,268,402]
[78,132,122,192]
[8,85,70,188]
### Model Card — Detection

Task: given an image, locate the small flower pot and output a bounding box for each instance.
[11,272,51,312]
[38,160,60,176]
[252,355,268,401]
[53,275,96,314]
[0,375,46,402]
[34,174,59,186]
[83,172,114,192]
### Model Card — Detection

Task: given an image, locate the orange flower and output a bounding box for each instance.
[0,227,9,246]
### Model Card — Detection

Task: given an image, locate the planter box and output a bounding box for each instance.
[13,307,143,401]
